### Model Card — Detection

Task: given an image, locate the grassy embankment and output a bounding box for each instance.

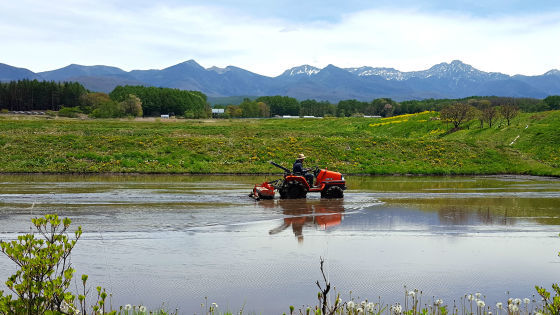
[0,110,558,175]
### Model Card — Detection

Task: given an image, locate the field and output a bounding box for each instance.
[0,111,559,175]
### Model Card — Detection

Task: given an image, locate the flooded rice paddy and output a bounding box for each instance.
[0,174,559,313]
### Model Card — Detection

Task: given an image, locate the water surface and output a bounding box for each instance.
[0,175,559,313]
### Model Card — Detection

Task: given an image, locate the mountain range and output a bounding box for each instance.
[1,60,559,102]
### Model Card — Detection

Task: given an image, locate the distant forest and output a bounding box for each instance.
[214,95,560,118]
[1,80,560,118]
[0,80,209,117]
[0,80,86,111]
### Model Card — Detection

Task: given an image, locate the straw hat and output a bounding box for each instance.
[297,153,306,159]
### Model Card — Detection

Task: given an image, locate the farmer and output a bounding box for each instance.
[293,153,314,186]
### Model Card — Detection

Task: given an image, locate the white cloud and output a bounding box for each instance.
[0,1,559,76]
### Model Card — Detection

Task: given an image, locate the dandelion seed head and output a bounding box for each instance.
[435,299,443,306]
[357,307,364,314]
[513,298,521,305]
[347,301,355,309]
[408,291,416,297]
[508,304,519,312]
[390,304,403,315]
[124,304,132,310]
[475,293,481,298]
[139,305,147,312]
[523,298,530,304]
[496,302,503,309]
[477,300,485,308]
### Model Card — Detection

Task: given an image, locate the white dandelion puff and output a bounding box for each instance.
[390,304,403,315]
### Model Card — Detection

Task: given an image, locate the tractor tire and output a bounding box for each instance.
[321,186,344,199]
[281,180,307,199]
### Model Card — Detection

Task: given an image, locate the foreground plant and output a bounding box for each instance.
[0,214,82,314]
[0,214,181,315]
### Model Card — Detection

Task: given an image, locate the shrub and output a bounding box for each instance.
[90,101,124,118]
[58,106,83,118]
[0,214,82,314]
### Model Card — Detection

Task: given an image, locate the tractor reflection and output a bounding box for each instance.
[267,199,345,243]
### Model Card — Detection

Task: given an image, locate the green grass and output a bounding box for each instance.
[0,111,558,175]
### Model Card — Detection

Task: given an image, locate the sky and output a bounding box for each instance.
[1,0,559,77]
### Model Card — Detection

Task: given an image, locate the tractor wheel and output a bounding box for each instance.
[281,180,307,199]
[321,186,344,199]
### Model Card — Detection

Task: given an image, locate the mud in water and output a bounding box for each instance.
[0,174,559,313]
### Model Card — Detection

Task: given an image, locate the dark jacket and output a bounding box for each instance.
[292,159,304,174]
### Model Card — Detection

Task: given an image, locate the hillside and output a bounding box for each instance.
[0,111,558,176]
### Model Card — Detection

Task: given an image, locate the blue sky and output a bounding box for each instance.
[1,0,559,76]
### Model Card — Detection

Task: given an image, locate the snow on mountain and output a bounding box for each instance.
[544,69,560,76]
[346,66,407,80]
[281,65,320,77]
[345,60,509,81]
[207,66,228,74]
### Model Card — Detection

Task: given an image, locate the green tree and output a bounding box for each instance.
[300,99,335,117]
[110,85,207,117]
[80,92,113,114]
[544,95,560,110]
[256,96,300,116]
[225,105,243,118]
[120,94,143,117]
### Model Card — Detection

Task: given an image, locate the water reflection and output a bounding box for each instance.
[263,199,345,243]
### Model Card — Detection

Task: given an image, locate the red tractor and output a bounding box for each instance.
[250,161,346,200]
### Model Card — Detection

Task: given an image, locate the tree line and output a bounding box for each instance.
[109,85,209,118]
[2,79,560,119]
[213,95,560,118]
[0,81,210,118]
[0,80,86,111]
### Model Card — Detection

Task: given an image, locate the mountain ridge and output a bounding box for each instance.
[1,60,559,102]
